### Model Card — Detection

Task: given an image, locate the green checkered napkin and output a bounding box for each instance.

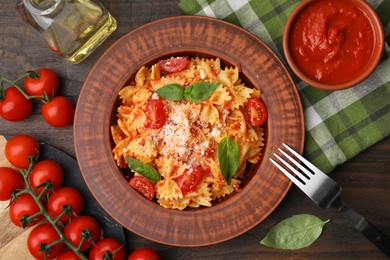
[179,0,390,173]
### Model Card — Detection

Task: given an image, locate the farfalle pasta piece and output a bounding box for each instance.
[134,66,150,88]
[126,137,157,163]
[158,196,190,210]
[155,178,183,201]
[228,84,254,109]
[199,105,220,125]
[187,182,213,208]
[112,138,132,167]
[132,88,152,105]
[217,67,239,87]
[226,109,247,138]
[124,106,147,132]
[155,157,187,179]
[207,85,231,105]
[118,86,137,106]
[159,182,213,210]
[210,178,241,200]
[110,125,124,145]
[150,63,161,81]
[246,142,262,164]
[117,118,135,139]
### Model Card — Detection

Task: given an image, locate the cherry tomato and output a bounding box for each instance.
[176,166,204,194]
[24,68,60,98]
[129,176,155,200]
[246,98,268,127]
[158,56,189,73]
[64,215,101,251]
[29,159,64,194]
[0,167,24,201]
[5,134,40,169]
[0,86,33,121]
[145,99,166,129]
[9,193,43,227]
[57,250,82,260]
[89,238,126,260]
[128,248,161,260]
[48,186,84,222]
[27,223,64,260]
[42,96,74,127]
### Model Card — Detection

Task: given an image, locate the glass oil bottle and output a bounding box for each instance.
[16,0,117,64]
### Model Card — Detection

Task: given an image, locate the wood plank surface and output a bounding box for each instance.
[1,0,389,259]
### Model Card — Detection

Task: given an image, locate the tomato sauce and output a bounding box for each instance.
[290,0,375,84]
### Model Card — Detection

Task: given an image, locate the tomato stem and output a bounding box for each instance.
[0,74,45,100]
[77,236,86,251]
[24,211,44,227]
[44,237,65,249]
[53,204,73,223]
[17,159,89,260]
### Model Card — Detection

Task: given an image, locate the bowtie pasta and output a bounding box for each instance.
[111,57,265,210]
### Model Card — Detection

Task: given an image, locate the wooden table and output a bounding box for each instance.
[1,0,389,259]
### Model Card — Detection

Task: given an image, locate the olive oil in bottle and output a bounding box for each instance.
[16,0,117,64]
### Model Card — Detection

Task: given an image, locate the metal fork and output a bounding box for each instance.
[270,143,390,257]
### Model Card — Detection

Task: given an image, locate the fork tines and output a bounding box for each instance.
[270,143,319,190]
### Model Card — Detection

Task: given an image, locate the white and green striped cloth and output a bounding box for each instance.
[179,0,390,173]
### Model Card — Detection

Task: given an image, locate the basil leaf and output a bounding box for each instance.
[260,214,330,250]
[155,84,184,101]
[184,82,219,102]
[218,136,239,185]
[125,157,161,183]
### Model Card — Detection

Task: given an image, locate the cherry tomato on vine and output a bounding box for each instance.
[5,134,40,169]
[29,159,64,194]
[0,167,24,201]
[64,215,101,251]
[57,250,82,260]
[27,223,64,260]
[24,68,60,98]
[48,186,84,222]
[145,99,166,129]
[158,56,189,73]
[42,96,74,127]
[0,86,33,121]
[176,166,204,194]
[89,238,126,260]
[9,193,43,227]
[246,98,268,127]
[127,248,161,260]
[129,176,155,200]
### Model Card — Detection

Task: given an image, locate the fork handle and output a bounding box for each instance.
[339,204,390,257]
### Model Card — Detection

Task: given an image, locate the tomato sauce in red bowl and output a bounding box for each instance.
[283,0,384,90]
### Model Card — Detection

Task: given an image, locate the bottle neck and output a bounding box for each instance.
[23,0,62,15]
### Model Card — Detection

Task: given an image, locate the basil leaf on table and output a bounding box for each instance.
[184,82,219,102]
[125,157,161,183]
[260,214,330,250]
[218,136,239,185]
[155,84,184,101]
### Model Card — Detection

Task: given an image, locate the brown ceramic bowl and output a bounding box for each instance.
[74,16,304,246]
[283,0,384,90]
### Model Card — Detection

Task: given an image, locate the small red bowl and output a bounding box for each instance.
[283,0,384,90]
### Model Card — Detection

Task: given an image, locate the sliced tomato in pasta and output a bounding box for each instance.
[158,57,189,73]
[176,166,204,194]
[246,98,268,127]
[145,99,167,129]
[129,176,155,200]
